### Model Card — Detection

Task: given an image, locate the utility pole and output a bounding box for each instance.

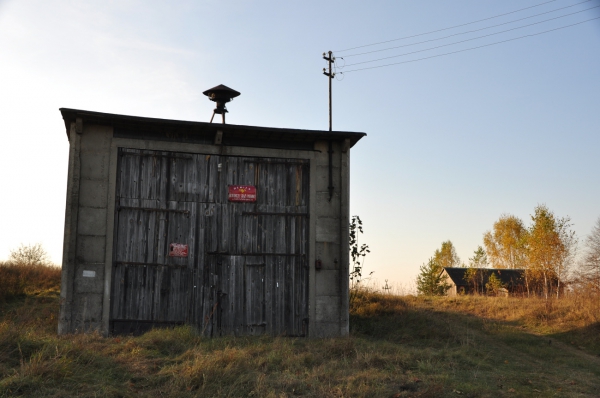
[323,51,335,201]
[323,51,335,131]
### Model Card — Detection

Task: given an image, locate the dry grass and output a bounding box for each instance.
[0,261,61,301]
[399,292,600,352]
[1,269,600,397]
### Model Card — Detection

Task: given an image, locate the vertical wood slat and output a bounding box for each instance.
[112,148,197,332]
[111,149,309,336]
[213,157,309,336]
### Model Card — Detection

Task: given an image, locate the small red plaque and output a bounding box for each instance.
[228,185,257,202]
[169,243,188,257]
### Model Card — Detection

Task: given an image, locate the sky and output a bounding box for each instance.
[1,0,599,291]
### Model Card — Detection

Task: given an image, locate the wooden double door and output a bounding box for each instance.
[110,148,309,336]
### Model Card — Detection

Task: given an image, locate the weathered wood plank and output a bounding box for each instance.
[245,256,266,336]
[112,149,309,337]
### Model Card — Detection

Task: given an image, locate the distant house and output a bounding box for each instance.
[440,267,526,296]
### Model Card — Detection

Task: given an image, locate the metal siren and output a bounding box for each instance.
[203,84,241,123]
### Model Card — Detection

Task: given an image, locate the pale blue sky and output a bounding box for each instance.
[1,0,599,289]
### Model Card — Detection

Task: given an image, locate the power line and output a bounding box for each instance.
[342,0,592,58]
[341,16,600,73]
[343,6,599,68]
[334,0,560,53]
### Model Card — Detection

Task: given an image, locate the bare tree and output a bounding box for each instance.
[8,243,51,266]
[579,217,600,293]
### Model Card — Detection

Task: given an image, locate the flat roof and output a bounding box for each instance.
[60,108,366,149]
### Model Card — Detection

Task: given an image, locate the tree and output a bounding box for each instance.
[469,246,488,268]
[416,257,450,296]
[8,243,51,267]
[527,205,577,299]
[464,246,488,294]
[483,214,527,270]
[433,241,461,268]
[483,214,531,295]
[416,241,457,295]
[578,216,600,293]
[485,273,504,296]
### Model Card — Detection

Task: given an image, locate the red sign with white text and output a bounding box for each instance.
[169,243,188,257]
[228,185,257,202]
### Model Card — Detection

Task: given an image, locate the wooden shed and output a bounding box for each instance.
[58,108,365,337]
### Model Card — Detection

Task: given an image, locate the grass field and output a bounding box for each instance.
[1,263,599,397]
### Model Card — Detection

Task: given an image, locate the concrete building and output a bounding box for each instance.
[58,108,365,337]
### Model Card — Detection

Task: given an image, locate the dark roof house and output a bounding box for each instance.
[440,267,526,296]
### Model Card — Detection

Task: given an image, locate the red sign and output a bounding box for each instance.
[169,243,188,257]
[228,185,257,202]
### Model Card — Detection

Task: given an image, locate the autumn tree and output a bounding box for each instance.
[416,257,450,296]
[578,216,600,293]
[527,205,577,299]
[483,215,527,270]
[483,214,532,295]
[433,241,461,268]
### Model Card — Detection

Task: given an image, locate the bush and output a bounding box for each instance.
[8,243,51,267]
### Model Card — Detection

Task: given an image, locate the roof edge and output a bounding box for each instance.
[59,108,367,147]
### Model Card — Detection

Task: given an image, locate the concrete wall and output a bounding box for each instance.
[311,140,350,337]
[59,122,112,333]
[59,122,351,337]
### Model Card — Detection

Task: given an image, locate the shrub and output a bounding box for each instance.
[8,243,51,267]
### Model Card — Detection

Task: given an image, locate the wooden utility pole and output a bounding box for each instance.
[323,51,335,201]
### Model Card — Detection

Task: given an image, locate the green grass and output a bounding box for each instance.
[1,266,600,397]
